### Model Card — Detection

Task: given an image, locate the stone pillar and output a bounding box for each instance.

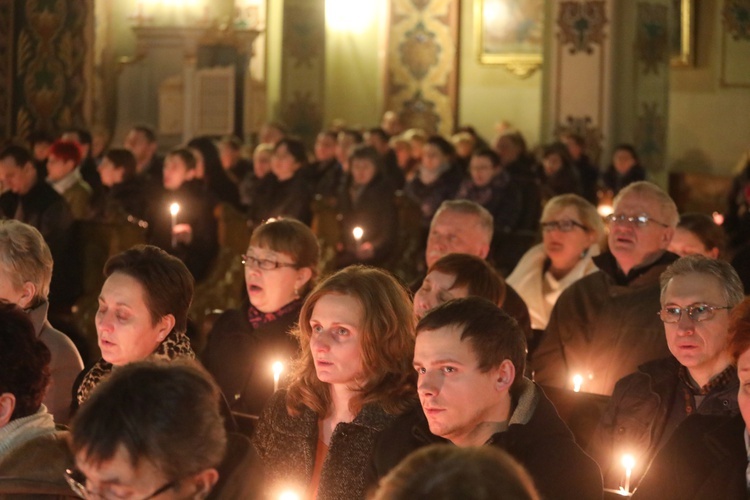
[544,0,671,181]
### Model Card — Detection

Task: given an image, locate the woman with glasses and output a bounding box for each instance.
[202,218,319,416]
[252,265,415,500]
[507,194,604,332]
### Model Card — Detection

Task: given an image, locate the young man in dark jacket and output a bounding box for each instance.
[371,297,603,500]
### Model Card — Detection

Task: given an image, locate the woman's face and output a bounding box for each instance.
[244,245,311,313]
[413,270,469,320]
[253,150,272,178]
[613,149,636,174]
[542,206,596,273]
[162,155,194,191]
[543,153,563,176]
[271,144,300,181]
[350,158,377,186]
[496,136,520,165]
[668,227,719,258]
[421,144,447,172]
[309,293,364,388]
[469,155,496,187]
[95,272,172,366]
[98,157,124,187]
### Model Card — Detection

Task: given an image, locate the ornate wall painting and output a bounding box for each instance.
[671,0,694,66]
[475,0,544,77]
[720,0,750,87]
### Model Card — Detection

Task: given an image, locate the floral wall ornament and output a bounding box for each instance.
[400,21,441,80]
[636,2,669,75]
[282,91,322,140]
[635,101,667,171]
[557,1,608,55]
[723,0,750,40]
[401,90,441,133]
[555,115,604,165]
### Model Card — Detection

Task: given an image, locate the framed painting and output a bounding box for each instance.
[475,0,544,77]
[671,0,695,66]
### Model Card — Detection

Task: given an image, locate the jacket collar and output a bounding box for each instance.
[25,301,50,337]
[593,250,679,286]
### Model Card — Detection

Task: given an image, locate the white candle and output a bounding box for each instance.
[279,491,300,500]
[597,203,614,218]
[620,454,635,494]
[572,374,583,393]
[352,226,364,252]
[272,361,284,392]
[169,203,180,248]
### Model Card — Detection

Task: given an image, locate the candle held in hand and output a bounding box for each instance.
[272,361,284,392]
[169,203,180,248]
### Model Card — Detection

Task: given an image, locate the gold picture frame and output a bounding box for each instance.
[671,0,695,66]
[475,0,544,78]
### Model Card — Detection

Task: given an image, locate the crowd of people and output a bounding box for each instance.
[1,113,750,499]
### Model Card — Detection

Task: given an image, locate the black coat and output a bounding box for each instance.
[253,170,313,225]
[253,390,401,500]
[632,414,747,500]
[601,164,646,196]
[370,381,603,500]
[588,357,739,490]
[201,307,301,416]
[404,164,463,229]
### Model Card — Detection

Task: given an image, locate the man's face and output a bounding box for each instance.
[414,325,506,446]
[426,211,490,268]
[124,130,154,164]
[662,273,732,381]
[608,192,673,273]
[0,158,37,195]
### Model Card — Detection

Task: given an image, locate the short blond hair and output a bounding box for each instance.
[542,194,605,243]
[613,181,679,227]
[0,220,53,306]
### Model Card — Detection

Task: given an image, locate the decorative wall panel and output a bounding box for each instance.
[385,0,459,136]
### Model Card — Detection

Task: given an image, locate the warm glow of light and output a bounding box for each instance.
[279,491,300,500]
[483,1,509,26]
[572,374,583,393]
[597,203,614,217]
[326,0,374,33]
[712,211,724,225]
[352,226,364,241]
[272,361,284,378]
[170,203,180,216]
[621,454,635,470]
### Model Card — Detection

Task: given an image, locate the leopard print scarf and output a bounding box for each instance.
[76,329,195,405]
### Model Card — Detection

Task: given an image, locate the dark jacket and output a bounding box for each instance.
[0,179,77,309]
[146,179,219,282]
[370,380,603,500]
[254,170,313,226]
[90,177,151,222]
[601,164,646,196]
[202,307,301,416]
[455,170,522,234]
[336,173,397,267]
[532,251,678,395]
[252,390,401,500]
[404,164,463,230]
[724,162,750,248]
[631,414,747,500]
[588,357,739,490]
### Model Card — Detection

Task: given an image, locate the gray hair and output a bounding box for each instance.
[433,200,494,244]
[613,181,679,227]
[660,255,744,307]
[0,220,53,306]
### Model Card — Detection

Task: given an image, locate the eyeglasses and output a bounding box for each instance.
[605,213,669,228]
[540,219,588,233]
[241,255,297,271]
[658,304,731,323]
[65,468,176,500]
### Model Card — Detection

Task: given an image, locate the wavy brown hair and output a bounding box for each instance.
[286,266,416,417]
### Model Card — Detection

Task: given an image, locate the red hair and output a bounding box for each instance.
[48,140,82,165]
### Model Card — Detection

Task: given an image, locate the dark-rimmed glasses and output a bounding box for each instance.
[65,468,176,499]
[605,214,669,228]
[658,304,731,323]
[241,255,297,271]
[540,219,588,233]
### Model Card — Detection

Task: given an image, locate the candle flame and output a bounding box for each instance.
[621,453,635,470]
[169,202,180,216]
[572,374,583,392]
[597,203,614,218]
[272,361,284,378]
[352,226,364,240]
[279,490,300,500]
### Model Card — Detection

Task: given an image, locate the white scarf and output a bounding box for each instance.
[0,405,56,459]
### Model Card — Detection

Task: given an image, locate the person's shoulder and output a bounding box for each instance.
[38,323,83,365]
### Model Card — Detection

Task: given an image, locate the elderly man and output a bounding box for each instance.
[589,255,743,491]
[415,199,531,334]
[533,181,679,395]
[0,220,84,424]
[0,302,74,494]
[371,297,602,499]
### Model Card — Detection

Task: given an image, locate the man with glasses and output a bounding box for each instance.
[533,181,680,395]
[588,255,743,491]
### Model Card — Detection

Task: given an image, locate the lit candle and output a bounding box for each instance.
[169,203,180,248]
[352,226,364,252]
[572,374,583,393]
[272,361,284,392]
[712,211,724,225]
[279,491,300,500]
[597,203,614,218]
[619,454,635,494]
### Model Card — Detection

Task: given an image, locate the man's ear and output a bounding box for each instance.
[495,359,516,393]
[0,393,17,427]
[17,281,37,309]
[661,226,675,248]
[189,468,219,499]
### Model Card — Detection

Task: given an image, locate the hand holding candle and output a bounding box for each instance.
[272,361,284,392]
[619,453,635,495]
